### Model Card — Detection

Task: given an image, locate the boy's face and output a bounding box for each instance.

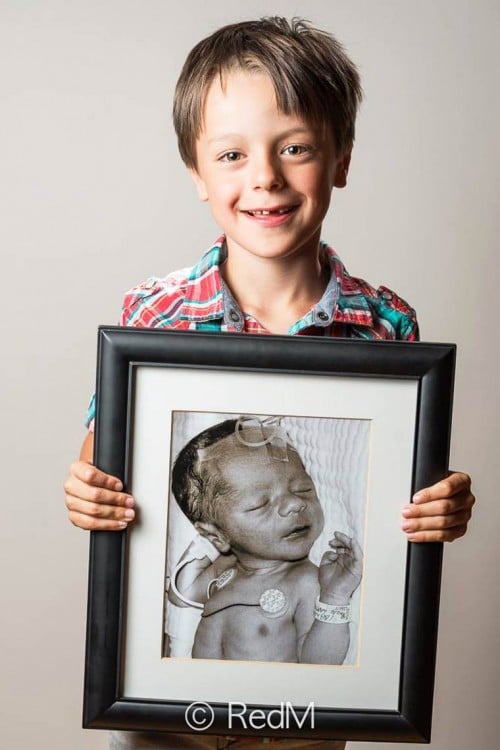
[206,448,325,565]
[190,69,350,264]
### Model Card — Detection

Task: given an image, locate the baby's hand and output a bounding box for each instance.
[318,532,363,604]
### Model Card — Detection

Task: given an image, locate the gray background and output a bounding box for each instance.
[1,1,498,748]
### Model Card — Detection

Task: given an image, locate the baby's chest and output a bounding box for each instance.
[205,570,303,660]
[217,600,298,662]
[206,569,298,617]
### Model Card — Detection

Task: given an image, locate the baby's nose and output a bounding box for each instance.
[278,493,307,516]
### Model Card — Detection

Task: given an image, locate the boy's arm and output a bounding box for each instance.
[402,472,475,543]
[64,431,136,531]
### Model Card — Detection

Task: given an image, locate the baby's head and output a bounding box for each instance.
[172,418,324,563]
[173,16,362,170]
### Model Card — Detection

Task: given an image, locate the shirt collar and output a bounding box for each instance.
[180,237,247,329]
[180,236,373,329]
[324,245,374,327]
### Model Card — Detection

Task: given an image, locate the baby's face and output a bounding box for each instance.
[215,448,324,564]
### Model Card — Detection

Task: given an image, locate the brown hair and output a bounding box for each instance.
[173,16,363,169]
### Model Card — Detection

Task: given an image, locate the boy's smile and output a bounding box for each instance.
[190,69,350,266]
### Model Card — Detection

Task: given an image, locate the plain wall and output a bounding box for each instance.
[1,1,498,748]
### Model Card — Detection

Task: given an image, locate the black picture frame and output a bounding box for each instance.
[83,327,455,743]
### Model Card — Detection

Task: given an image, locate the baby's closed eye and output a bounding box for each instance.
[291,484,315,494]
[245,497,270,512]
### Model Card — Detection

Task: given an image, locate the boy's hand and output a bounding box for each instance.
[64,432,135,531]
[318,532,363,604]
[401,471,475,543]
[64,462,135,530]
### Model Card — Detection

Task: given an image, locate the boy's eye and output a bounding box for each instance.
[282,144,311,156]
[219,151,242,162]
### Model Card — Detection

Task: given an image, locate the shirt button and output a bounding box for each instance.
[381,291,393,302]
[317,311,329,322]
[229,310,240,323]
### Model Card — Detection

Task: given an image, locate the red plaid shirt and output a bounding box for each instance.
[86,237,418,427]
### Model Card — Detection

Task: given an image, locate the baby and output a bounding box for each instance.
[168,417,363,665]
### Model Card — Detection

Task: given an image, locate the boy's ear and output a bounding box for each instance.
[194,520,231,554]
[189,168,209,202]
[333,150,352,189]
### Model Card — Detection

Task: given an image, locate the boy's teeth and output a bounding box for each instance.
[250,208,289,216]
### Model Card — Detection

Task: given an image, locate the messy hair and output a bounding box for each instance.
[173,16,363,168]
[171,419,238,524]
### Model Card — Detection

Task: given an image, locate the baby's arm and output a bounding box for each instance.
[298,533,363,664]
[169,538,236,607]
[192,612,224,659]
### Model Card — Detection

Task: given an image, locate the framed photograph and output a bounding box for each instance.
[83,328,455,743]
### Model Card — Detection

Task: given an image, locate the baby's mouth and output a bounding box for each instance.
[283,524,311,540]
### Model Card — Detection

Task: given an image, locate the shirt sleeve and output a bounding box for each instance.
[84,393,96,432]
[401,316,420,342]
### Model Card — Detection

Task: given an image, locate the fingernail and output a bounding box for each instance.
[125,496,135,508]
[401,521,412,531]
[117,521,127,529]
[124,509,135,520]
[402,506,412,517]
[114,480,123,491]
[413,491,424,502]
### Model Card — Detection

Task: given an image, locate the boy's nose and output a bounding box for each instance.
[278,494,307,516]
[251,153,284,191]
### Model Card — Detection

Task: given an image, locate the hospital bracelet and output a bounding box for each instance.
[314,597,351,624]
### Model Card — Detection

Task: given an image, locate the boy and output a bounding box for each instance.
[167,416,363,665]
[64,16,474,750]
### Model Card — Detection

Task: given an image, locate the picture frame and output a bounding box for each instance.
[83,327,455,743]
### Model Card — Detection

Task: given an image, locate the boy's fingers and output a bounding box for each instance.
[65,493,135,522]
[404,524,468,544]
[402,505,471,542]
[69,460,124,491]
[64,476,134,509]
[412,471,472,504]
[402,508,471,533]
[67,507,130,532]
[403,495,474,519]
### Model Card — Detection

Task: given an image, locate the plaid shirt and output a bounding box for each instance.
[85,236,418,427]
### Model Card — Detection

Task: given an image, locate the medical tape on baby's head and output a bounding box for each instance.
[235,416,291,461]
[197,416,296,466]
